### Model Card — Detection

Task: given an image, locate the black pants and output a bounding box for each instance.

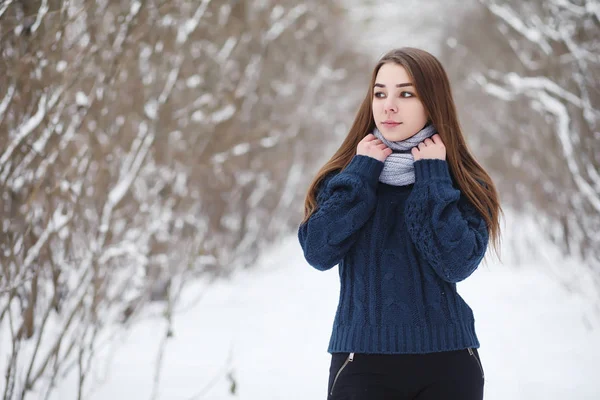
[327,348,484,400]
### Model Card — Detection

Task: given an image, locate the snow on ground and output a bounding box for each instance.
[50,231,600,400]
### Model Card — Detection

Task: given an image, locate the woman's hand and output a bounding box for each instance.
[411,134,446,161]
[357,134,393,162]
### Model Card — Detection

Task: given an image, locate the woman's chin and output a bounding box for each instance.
[380,130,414,142]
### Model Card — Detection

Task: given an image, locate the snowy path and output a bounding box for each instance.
[53,235,600,400]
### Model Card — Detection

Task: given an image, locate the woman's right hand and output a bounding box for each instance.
[357,134,392,162]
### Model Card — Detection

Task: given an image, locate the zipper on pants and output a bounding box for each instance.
[330,352,354,396]
[468,348,485,380]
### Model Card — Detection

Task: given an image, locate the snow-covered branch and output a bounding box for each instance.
[450,0,600,272]
[485,2,553,54]
[0,1,362,398]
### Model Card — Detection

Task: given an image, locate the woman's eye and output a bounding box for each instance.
[374,91,414,99]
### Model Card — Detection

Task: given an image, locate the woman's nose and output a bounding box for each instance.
[384,99,397,113]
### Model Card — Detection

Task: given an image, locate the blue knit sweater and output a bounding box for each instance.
[298,155,489,354]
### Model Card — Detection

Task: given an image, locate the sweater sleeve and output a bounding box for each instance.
[404,159,489,283]
[298,155,383,271]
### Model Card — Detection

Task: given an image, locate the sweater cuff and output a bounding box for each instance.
[414,159,452,183]
[344,155,384,187]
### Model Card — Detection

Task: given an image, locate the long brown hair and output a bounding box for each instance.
[301,47,503,257]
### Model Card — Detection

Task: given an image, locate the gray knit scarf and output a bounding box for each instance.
[372,123,437,186]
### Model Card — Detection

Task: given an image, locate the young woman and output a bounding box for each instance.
[297,47,502,400]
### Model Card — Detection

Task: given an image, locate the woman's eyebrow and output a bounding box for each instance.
[374,83,413,88]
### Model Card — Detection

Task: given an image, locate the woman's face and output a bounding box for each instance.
[372,63,428,141]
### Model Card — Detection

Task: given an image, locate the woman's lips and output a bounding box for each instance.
[382,121,402,127]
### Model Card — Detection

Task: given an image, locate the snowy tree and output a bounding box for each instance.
[440,0,600,295]
[0,0,364,398]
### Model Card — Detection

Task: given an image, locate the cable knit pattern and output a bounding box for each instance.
[405,159,489,284]
[298,155,489,354]
[298,155,382,271]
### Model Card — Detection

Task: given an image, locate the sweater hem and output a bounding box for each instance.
[326,323,480,355]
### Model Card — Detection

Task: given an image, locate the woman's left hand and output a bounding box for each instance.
[411,134,446,161]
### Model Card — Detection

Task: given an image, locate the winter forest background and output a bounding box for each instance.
[1,0,599,399]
